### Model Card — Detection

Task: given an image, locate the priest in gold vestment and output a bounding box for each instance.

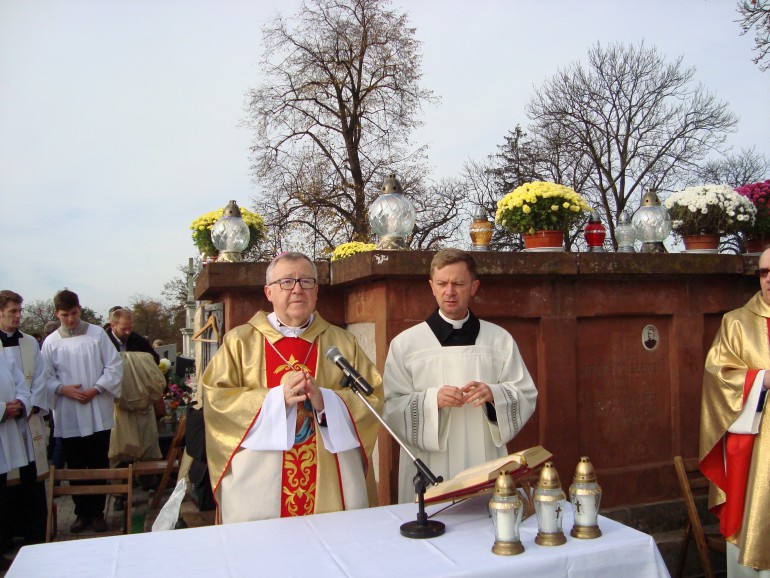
[203,252,383,523]
[701,248,770,576]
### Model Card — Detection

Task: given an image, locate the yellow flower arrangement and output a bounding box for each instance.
[495,181,590,235]
[190,206,267,256]
[331,241,377,261]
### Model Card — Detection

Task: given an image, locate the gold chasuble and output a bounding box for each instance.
[203,311,383,522]
[700,291,770,570]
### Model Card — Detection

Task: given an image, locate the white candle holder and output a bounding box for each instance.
[534,462,567,546]
[488,471,524,555]
[569,456,602,539]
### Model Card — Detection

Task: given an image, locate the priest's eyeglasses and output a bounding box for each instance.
[270,278,317,290]
[757,268,770,278]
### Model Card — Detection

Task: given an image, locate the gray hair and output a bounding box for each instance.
[265,252,317,284]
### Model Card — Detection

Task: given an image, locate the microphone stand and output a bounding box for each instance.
[339,375,446,539]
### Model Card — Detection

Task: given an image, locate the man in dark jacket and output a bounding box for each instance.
[106,307,159,364]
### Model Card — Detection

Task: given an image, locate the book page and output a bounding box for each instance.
[423,446,552,504]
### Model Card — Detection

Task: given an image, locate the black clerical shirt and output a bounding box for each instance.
[425,309,480,346]
[0,329,23,347]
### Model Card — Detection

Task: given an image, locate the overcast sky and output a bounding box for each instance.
[1,0,768,319]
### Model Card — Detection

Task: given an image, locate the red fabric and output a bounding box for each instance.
[266,337,319,517]
[700,367,759,539]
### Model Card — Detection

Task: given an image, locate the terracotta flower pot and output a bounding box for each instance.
[523,230,565,251]
[682,234,720,252]
[744,238,770,254]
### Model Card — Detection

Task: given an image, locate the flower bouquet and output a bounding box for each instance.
[331,241,377,261]
[735,180,770,240]
[663,184,756,237]
[158,358,193,423]
[495,181,590,236]
[190,206,267,257]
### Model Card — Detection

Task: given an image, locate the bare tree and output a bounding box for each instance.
[692,147,770,187]
[737,0,770,71]
[409,178,467,250]
[130,295,185,350]
[246,0,437,254]
[526,42,738,247]
[18,299,56,336]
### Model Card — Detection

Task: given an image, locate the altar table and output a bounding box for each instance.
[7,497,669,577]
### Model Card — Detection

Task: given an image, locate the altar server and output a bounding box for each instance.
[383,249,538,503]
[42,289,122,533]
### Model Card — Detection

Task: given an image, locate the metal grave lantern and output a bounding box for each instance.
[211,200,250,262]
[488,471,525,556]
[469,206,494,251]
[631,189,671,253]
[615,210,636,252]
[368,174,416,250]
[569,456,602,539]
[584,208,607,252]
[534,462,567,546]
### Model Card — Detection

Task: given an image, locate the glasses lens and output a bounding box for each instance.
[278,278,297,290]
[758,268,770,278]
[299,278,316,289]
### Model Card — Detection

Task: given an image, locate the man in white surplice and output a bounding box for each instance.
[42,290,122,534]
[383,249,538,503]
[0,290,48,550]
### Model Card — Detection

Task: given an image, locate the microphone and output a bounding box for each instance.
[325,346,374,396]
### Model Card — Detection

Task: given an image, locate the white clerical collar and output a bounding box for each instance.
[268,312,314,338]
[438,309,469,329]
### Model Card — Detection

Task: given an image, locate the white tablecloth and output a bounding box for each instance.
[7,497,670,578]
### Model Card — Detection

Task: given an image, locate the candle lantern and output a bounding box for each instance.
[488,471,525,556]
[368,173,416,250]
[631,189,671,253]
[584,208,607,252]
[569,456,603,539]
[615,210,636,252]
[211,200,250,263]
[534,462,567,546]
[469,206,494,251]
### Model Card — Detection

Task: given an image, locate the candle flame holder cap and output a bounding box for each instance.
[535,461,562,490]
[381,174,403,195]
[572,456,597,483]
[493,470,515,497]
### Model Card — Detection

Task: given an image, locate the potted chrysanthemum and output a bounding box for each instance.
[735,180,770,253]
[495,181,591,250]
[331,241,377,261]
[663,184,756,252]
[190,206,267,259]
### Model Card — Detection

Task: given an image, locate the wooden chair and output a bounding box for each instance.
[673,455,726,578]
[134,414,186,510]
[46,464,133,542]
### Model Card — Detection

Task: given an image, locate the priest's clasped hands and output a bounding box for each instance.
[437,381,493,409]
[283,370,325,411]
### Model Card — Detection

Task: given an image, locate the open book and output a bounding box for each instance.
[423,445,552,505]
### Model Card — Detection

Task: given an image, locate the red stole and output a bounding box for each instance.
[264,337,319,517]
[699,318,769,539]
